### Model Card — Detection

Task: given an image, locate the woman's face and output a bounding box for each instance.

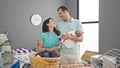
[47,19,56,28]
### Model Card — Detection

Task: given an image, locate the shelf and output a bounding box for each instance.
[92,48,120,68]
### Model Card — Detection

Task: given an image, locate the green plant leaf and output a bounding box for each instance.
[3,40,11,46]
[0,42,3,47]
[0,40,11,47]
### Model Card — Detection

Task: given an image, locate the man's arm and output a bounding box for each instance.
[61,31,83,42]
[69,31,83,42]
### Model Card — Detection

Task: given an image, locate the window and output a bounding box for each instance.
[79,0,99,57]
[79,0,99,22]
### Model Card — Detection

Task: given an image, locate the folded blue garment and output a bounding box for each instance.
[11,60,20,68]
[35,50,58,57]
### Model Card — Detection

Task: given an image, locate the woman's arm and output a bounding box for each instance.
[37,41,45,52]
[37,41,60,52]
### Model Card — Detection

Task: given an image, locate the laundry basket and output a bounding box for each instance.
[29,52,61,68]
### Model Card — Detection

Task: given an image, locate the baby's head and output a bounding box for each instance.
[75,30,81,37]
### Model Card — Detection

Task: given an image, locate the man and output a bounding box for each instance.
[56,6,84,64]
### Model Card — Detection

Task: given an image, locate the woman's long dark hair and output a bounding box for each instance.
[42,18,60,36]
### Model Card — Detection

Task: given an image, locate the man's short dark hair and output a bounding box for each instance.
[57,6,68,11]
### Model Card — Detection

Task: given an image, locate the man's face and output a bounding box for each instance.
[57,9,67,21]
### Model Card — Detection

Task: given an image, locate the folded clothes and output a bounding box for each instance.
[35,50,59,57]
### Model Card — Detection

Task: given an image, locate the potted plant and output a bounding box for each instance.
[0,40,11,54]
[0,33,12,67]
[0,40,12,67]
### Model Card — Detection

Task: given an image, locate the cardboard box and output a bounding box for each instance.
[81,50,98,62]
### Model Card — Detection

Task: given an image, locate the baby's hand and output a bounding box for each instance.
[57,35,61,39]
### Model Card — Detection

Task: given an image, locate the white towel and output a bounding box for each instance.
[61,39,75,48]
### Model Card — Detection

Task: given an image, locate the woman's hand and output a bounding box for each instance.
[56,45,61,49]
[50,46,59,51]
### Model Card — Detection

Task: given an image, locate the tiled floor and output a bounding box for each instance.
[2,63,91,68]
[59,63,91,68]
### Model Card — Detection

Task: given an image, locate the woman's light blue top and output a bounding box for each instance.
[38,32,60,48]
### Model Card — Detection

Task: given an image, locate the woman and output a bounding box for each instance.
[37,18,60,53]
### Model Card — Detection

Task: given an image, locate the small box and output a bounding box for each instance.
[81,50,98,62]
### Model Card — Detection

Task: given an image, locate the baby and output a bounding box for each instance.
[59,30,81,48]
[75,30,81,37]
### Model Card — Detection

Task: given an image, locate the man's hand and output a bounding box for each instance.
[61,32,83,42]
